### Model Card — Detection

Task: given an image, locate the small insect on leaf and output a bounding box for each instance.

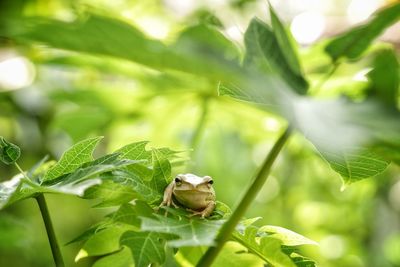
[0,137,21,165]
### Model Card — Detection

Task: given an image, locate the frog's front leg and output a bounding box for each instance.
[159,182,178,209]
[188,201,216,218]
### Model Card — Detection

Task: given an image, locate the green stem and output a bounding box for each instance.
[14,162,30,180]
[311,61,340,94]
[36,194,65,267]
[196,127,292,267]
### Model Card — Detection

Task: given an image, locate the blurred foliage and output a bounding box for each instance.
[0,0,400,267]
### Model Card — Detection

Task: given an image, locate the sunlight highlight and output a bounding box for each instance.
[320,235,346,259]
[290,11,325,45]
[352,68,372,82]
[136,17,170,39]
[0,56,35,90]
[347,0,382,24]
[75,249,88,262]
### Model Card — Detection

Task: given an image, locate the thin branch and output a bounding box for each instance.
[196,126,292,267]
[311,61,340,95]
[36,194,65,267]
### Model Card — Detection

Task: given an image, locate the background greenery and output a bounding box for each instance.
[1,0,400,266]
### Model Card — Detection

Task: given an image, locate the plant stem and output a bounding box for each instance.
[14,162,30,180]
[36,194,65,267]
[196,127,292,267]
[311,61,340,94]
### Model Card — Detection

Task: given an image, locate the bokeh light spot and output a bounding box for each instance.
[320,235,346,259]
[0,56,35,90]
[290,11,325,45]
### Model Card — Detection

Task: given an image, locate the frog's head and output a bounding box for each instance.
[173,173,213,193]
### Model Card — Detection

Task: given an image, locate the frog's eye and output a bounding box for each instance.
[175,177,182,185]
[208,180,214,185]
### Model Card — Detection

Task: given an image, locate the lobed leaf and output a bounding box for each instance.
[258,225,318,246]
[244,17,308,94]
[93,247,134,267]
[367,48,400,107]
[325,3,400,61]
[269,4,302,76]
[212,241,264,267]
[83,179,137,208]
[318,147,390,184]
[120,231,166,267]
[0,153,136,209]
[234,225,296,267]
[14,14,241,82]
[115,141,151,162]
[75,225,132,261]
[233,222,317,267]
[43,136,103,181]
[141,212,224,247]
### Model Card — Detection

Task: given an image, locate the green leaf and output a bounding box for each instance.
[115,141,151,161]
[141,212,224,247]
[237,227,296,267]
[115,141,180,165]
[69,202,153,246]
[19,15,170,69]
[120,231,166,267]
[318,147,390,184]
[0,155,135,209]
[269,4,302,76]
[75,225,131,261]
[111,167,161,205]
[83,179,137,207]
[212,241,264,267]
[233,226,295,267]
[367,48,399,106]
[325,3,400,61]
[15,14,241,81]
[288,252,316,267]
[233,222,317,267]
[172,24,240,65]
[0,137,21,165]
[110,202,154,228]
[43,136,103,181]
[244,17,308,94]
[258,225,318,246]
[106,148,172,205]
[151,148,172,185]
[93,247,134,267]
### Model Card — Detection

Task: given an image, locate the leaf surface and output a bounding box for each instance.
[244,18,308,94]
[43,136,103,181]
[0,137,21,165]
[318,147,390,183]
[141,212,224,247]
[269,4,302,76]
[15,15,241,81]
[212,241,264,267]
[367,48,399,106]
[325,3,400,61]
[233,220,317,267]
[0,154,135,209]
[93,247,134,267]
[75,226,130,261]
[120,231,166,267]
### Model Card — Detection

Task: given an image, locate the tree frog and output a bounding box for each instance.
[160,173,216,218]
